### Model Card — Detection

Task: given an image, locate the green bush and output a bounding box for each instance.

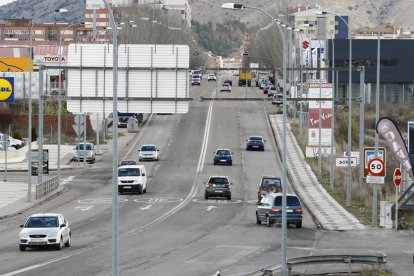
[12,131,22,141]
[31,127,37,142]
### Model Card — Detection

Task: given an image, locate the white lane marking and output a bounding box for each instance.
[197,100,213,173]
[206,206,217,211]
[1,247,93,276]
[193,199,243,204]
[133,197,183,203]
[74,206,93,211]
[61,175,75,185]
[140,205,152,210]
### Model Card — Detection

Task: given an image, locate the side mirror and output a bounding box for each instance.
[157,149,159,151]
[264,140,267,142]
[20,224,24,228]
[60,223,66,228]
[142,173,146,176]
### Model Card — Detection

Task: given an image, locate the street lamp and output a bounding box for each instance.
[27,8,68,202]
[316,10,353,206]
[221,3,289,275]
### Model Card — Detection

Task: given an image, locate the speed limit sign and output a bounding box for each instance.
[368,158,385,176]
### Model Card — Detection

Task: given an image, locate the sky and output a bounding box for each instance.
[0,0,17,6]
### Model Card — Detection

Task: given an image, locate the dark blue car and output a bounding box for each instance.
[246,135,266,151]
[213,149,233,165]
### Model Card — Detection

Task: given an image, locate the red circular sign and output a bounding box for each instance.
[393,168,402,186]
[367,158,385,176]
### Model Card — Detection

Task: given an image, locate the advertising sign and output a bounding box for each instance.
[0,77,14,102]
[308,108,332,129]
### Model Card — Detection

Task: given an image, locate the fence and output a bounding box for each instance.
[35,175,59,200]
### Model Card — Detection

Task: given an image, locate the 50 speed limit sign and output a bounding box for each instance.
[367,158,385,176]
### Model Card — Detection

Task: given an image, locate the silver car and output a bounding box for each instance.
[72,142,96,163]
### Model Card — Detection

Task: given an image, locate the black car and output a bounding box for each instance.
[223,79,233,86]
[257,176,282,202]
[213,148,233,165]
[204,176,232,200]
[246,135,266,151]
[256,193,303,228]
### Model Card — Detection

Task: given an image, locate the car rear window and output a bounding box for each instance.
[209,177,229,184]
[261,178,281,188]
[141,146,156,151]
[121,160,137,166]
[118,168,140,176]
[274,196,301,206]
[217,150,230,155]
[250,136,262,141]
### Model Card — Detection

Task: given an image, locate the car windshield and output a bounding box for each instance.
[216,150,230,155]
[25,216,59,228]
[222,84,229,87]
[274,196,300,206]
[141,145,156,151]
[121,160,137,166]
[261,178,281,188]
[209,177,229,184]
[118,168,140,176]
[76,144,92,150]
[250,136,262,141]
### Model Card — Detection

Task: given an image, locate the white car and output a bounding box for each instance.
[19,213,71,251]
[118,165,147,194]
[207,74,217,81]
[138,144,159,161]
[0,133,24,149]
[72,142,96,163]
[220,83,231,92]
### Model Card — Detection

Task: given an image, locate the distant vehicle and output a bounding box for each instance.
[19,213,71,251]
[120,160,138,166]
[259,80,270,90]
[223,79,233,86]
[256,193,303,228]
[263,84,274,94]
[204,176,232,200]
[272,94,283,105]
[238,69,252,86]
[207,74,217,81]
[193,69,203,80]
[117,165,147,194]
[191,75,201,85]
[0,133,24,149]
[257,176,282,202]
[267,86,278,97]
[117,112,143,128]
[246,135,266,151]
[220,83,231,92]
[138,144,159,161]
[72,142,96,163]
[213,148,233,165]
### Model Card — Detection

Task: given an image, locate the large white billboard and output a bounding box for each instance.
[66,44,190,114]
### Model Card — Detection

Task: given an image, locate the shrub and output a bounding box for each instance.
[31,127,37,142]
[12,131,22,141]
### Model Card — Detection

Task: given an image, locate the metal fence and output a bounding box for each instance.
[35,175,59,200]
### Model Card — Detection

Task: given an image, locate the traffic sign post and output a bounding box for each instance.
[366,158,385,184]
[394,167,402,230]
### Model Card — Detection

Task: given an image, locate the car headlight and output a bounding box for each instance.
[20,232,29,238]
[47,231,58,238]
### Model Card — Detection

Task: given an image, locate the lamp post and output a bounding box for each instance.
[27,8,68,202]
[316,10,352,205]
[221,3,288,275]
[367,0,381,227]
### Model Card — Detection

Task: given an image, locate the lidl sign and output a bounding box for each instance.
[0,77,14,102]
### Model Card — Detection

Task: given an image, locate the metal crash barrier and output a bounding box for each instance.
[35,175,59,200]
[286,253,387,276]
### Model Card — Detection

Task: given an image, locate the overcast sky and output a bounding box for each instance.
[0,0,17,6]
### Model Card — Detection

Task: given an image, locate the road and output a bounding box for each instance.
[3,74,409,276]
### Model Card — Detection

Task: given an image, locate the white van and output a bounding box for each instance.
[117,165,147,194]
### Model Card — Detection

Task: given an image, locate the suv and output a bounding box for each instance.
[138,144,159,161]
[19,213,71,251]
[72,142,96,163]
[207,74,217,81]
[256,193,303,228]
[257,176,282,202]
[204,176,232,200]
[117,165,147,194]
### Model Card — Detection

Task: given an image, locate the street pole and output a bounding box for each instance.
[359,66,365,191]
[27,9,67,201]
[102,1,119,275]
[327,32,335,190]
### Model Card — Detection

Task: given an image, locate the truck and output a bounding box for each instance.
[238,69,252,87]
[117,112,143,127]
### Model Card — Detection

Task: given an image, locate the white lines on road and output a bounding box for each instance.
[74,206,94,211]
[60,175,75,185]
[0,247,93,276]
[140,205,152,210]
[206,206,217,211]
[197,100,214,173]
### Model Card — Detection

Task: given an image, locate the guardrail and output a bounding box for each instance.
[35,175,59,200]
[286,253,387,275]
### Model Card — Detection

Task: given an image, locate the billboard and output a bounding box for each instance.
[0,77,14,102]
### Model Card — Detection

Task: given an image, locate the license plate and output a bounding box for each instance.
[123,186,131,189]
[253,146,258,148]
[31,238,44,242]
[287,209,293,213]
[220,160,226,162]
[215,190,223,193]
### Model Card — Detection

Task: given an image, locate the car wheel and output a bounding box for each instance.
[65,233,71,247]
[137,185,143,195]
[19,244,26,251]
[229,161,232,166]
[227,195,231,200]
[256,213,261,225]
[296,222,302,228]
[204,192,208,200]
[214,161,217,165]
[266,216,271,227]
[143,185,147,193]
[56,236,64,250]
